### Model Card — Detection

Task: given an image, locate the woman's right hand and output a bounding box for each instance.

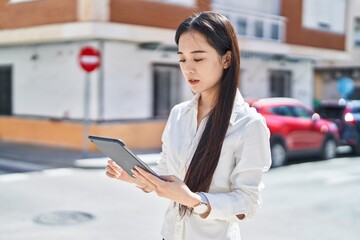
[106,160,154,193]
[105,160,135,183]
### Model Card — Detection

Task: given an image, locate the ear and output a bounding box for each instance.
[222,51,231,69]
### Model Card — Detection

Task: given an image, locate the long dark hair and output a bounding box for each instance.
[175,12,240,216]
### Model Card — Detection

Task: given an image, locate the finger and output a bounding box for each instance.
[106,162,117,173]
[133,178,146,188]
[105,165,116,175]
[158,175,176,182]
[134,181,154,192]
[137,186,153,193]
[134,166,163,185]
[106,171,119,178]
[131,168,148,182]
[106,165,121,177]
[108,160,122,171]
[131,168,157,189]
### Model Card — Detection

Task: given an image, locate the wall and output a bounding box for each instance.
[0,40,185,150]
[103,40,190,120]
[0,0,77,29]
[109,0,211,29]
[281,0,346,51]
[103,41,152,119]
[240,57,313,107]
[212,0,281,15]
[0,116,166,150]
[0,39,186,120]
[0,41,100,120]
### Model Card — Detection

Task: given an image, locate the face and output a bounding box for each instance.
[177,31,230,99]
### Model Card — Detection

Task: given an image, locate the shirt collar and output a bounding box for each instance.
[180,89,244,126]
[180,93,201,116]
[229,89,244,126]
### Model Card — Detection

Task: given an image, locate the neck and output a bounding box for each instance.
[199,95,215,109]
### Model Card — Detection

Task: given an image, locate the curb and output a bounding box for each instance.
[0,158,51,172]
[73,153,161,169]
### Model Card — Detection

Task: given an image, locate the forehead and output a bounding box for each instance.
[178,31,212,53]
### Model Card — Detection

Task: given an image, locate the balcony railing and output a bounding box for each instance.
[212,4,287,42]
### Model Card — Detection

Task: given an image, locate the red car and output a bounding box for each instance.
[248,98,340,167]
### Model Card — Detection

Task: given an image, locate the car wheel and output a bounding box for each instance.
[351,141,360,155]
[321,138,337,160]
[270,141,287,168]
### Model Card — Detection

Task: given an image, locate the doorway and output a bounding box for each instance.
[153,64,182,118]
[270,70,292,97]
[0,66,12,115]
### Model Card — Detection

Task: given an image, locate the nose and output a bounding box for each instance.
[181,62,195,75]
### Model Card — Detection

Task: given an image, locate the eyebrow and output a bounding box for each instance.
[177,50,207,54]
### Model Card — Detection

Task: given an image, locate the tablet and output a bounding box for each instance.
[88,135,161,179]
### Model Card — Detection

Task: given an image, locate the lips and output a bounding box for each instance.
[188,79,200,85]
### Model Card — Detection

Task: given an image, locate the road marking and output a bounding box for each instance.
[42,168,75,177]
[0,168,80,182]
[0,158,49,171]
[0,173,30,182]
[325,175,360,185]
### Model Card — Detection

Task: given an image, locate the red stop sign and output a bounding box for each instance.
[79,46,101,72]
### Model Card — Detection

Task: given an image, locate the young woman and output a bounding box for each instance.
[106,12,271,240]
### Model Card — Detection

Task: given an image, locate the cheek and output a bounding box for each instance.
[179,65,185,75]
[203,62,224,81]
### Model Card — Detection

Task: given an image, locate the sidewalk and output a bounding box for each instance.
[0,141,161,171]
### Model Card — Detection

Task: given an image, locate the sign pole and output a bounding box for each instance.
[83,73,91,157]
[78,46,101,157]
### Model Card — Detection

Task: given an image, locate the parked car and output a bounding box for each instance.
[248,98,340,167]
[315,99,360,154]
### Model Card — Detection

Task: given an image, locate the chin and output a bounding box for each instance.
[190,89,201,94]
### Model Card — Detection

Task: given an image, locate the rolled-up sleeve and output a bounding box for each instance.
[204,118,271,221]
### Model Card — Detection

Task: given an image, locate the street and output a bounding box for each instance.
[240,156,360,240]
[0,154,359,240]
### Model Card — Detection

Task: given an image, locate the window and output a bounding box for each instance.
[149,0,195,7]
[153,65,182,117]
[237,17,247,36]
[271,23,279,40]
[302,0,346,34]
[8,0,36,3]
[254,20,264,38]
[270,70,292,97]
[271,106,292,117]
[355,18,360,47]
[291,106,312,119]
[213,0,281,15]
[271,105,312,119]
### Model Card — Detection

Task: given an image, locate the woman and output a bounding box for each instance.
[106,12,271,240]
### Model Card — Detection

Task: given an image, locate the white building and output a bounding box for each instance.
[0,0,353,150]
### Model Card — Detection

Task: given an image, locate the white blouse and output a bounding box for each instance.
[155,90,272,240]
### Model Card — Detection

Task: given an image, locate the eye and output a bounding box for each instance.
[194,59,203,62]
[179,59,185,63]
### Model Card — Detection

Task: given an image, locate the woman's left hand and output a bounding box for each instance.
[132,166,199,207]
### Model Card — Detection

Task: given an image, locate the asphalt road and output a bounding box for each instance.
[240,156,360,240]
[0,155,359,239]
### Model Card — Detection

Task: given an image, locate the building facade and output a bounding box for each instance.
[0,0,353,150]
[314,0,360,102]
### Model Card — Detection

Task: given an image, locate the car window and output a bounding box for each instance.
[316,106,344,119]
[290,106,312,119]
[351,107,360,114]
[270,106,292,116]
